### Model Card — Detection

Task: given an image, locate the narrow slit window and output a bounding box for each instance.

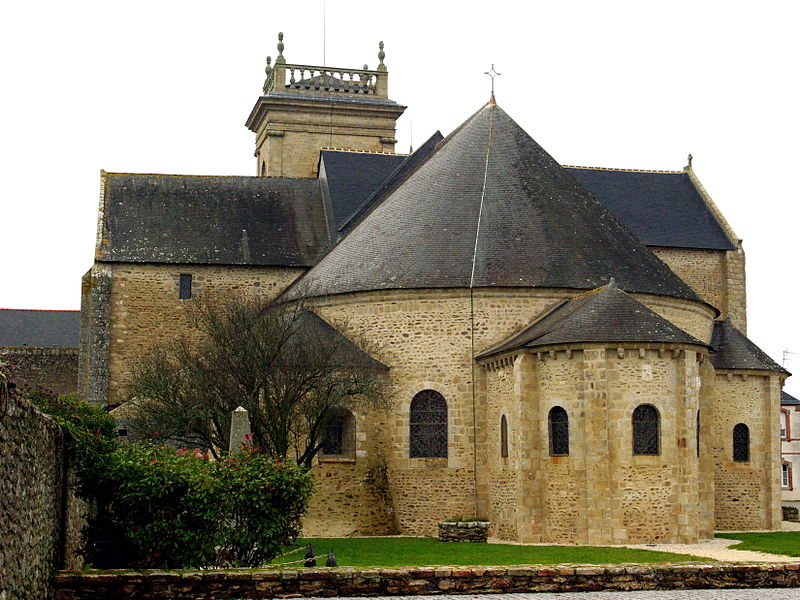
[179,274,192,299]
[500,415,508,458]
[549,406,569,456]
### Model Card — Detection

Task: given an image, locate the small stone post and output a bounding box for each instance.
[229,406,252,453]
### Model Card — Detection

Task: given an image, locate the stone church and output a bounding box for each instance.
[79,34,788,544]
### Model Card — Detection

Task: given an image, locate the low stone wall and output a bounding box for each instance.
[783,506,799,522]
[52,563,800,599]
[438,521,490,542]
[1,347,79,396]
[0,391,85,600]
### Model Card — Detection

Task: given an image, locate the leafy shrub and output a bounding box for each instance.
[97,444,313,568]
[27,392,118,499]
[217,447,314,566]
[103,444,220,568]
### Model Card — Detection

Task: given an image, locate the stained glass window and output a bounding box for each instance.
[500,415,508,458]
[409,390,447,458]
[632,404,659,455]
[549,406,569,456]
[733,423,749,462]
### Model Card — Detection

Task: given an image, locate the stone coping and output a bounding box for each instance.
[52,562,800,599]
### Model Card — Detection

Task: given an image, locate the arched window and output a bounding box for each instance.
[549,406,569,456]
[409,390,447,458]
[733,423,750,462]
[632,404,660,455]
[321,408,356,459]
[500,415,509,458]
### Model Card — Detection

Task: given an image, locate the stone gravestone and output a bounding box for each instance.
[229,406,252,453]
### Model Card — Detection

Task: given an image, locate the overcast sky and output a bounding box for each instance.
[2,1,798,390]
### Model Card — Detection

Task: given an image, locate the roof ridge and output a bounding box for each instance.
[563,165,684,175]
[0,308,80,312]
[103,171,316,180]
[321,148,407,156]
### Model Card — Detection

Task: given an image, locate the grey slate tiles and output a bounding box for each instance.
[0,309,80,348]
[567,168,735,250]
[478,281,705,359]
[710,319,787,374]
[283,101,701,302]
[100,175,332,267]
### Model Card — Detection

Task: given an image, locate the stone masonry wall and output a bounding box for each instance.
[0,347,78,396]
[709,371,783,530]
[485,345,708,545]
[303,410,396,537]
[308,287,716,538]
[651,246,747,333]
[0,392,86,600]
[104,263,304,405]
[51,563,800,599]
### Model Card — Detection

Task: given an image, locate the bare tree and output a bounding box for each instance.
[126,295,388,465]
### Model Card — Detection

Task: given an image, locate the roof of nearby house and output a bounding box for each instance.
[710,319,788,374]
[0,309,80,348]
[565,168,735,250]
[282,101,702,303]
[98,174,333,267]
[477,280,705,359]
[782,391,800,405]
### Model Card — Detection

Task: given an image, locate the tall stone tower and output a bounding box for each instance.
[246,33,406,178]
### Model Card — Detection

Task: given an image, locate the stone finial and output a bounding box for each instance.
[276,32,286,64]
[607,276,617,288]
[377,41,386,71]
[363,63,369,71]
[263,56,273,94]
[687,153,693,169]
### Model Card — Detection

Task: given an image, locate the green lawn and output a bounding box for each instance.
[275,537,702,567]
[716,532,800,557]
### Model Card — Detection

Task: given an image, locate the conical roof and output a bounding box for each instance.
[477,280,706,359]
[710,319,788,374]
[283,101,700,302]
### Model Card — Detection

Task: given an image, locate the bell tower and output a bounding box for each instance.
[245,33,406,178]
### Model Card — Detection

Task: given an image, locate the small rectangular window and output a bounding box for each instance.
[179,274,192,299]
[782,463,790,488]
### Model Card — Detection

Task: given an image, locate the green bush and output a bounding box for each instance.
[27,392,118,500]
[98,444,314,568]
[104,444,220,568]
[217,447,314,567]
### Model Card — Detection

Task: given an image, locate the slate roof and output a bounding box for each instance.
[99,174,332,267]
[340,131,445,235]
[290,308,388,370]
[477,280,705,359]
[710,319,788,374]
[566,168,735,250]
[782,391,800,405]
[320,151,405,230]
[0,309,81,348]
[283,101,702,303]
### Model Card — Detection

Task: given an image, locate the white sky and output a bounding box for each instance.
[1,1,798,391]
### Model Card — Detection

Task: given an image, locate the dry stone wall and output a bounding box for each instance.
[0,393,85,600]
[51,563,800,599]
[0,347,78,396]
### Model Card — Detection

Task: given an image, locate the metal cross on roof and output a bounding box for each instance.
[484,64,501,96]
